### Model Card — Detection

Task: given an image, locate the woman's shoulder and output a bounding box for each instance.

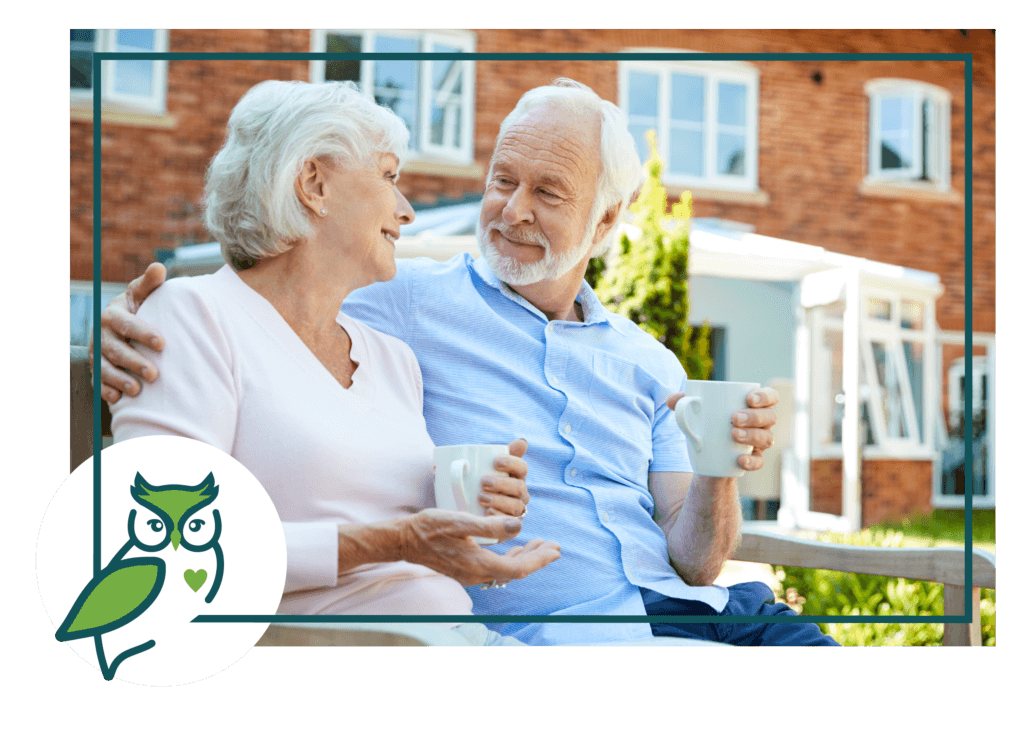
[137,267,236,316]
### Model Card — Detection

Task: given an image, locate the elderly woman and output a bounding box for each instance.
[109,80,560,633]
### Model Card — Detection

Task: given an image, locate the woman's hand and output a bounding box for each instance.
[397,509,560,587]
[478,438,530,518]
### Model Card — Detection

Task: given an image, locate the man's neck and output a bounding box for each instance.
[503,260,589,323]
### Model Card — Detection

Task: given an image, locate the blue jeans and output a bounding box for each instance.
[643,582,841,646]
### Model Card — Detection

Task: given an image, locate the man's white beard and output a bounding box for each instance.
[477,219,597,286]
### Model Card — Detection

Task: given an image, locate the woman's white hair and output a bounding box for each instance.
[204,80,410,270]
[493,78,644,258]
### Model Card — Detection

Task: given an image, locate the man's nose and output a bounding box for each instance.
[502,186,534,225]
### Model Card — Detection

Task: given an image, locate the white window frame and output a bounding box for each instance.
[809,282,937,460]
[619,54,759,192]
[70,29,169,114]
[310,29,476,165]
[932,336,995,509]
[865,78,951,192]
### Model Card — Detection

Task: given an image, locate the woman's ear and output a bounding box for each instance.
[294,158,328,217]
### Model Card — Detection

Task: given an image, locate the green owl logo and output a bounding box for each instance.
[55,472,225,681]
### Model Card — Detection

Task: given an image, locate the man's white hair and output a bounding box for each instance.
[492,78,644,258]
[204,80,410,270]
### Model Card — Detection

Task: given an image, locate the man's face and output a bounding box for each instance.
[478,103,603,286]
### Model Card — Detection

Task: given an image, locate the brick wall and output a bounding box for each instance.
[811,458,934,527]
[71,28,994,334]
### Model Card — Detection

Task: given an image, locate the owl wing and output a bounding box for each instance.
[55,557,166,642]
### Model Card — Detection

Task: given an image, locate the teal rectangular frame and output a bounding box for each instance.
[90,49,975,627]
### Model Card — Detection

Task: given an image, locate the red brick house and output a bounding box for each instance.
[69,29,995,530]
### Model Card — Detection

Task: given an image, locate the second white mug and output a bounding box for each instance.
[674,380,760,478]
[433,444,510,545]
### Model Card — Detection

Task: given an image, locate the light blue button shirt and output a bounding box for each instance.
[344,254,729,644]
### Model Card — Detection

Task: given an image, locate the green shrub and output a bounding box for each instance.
[586,131,714,380]
[773,528,995,646]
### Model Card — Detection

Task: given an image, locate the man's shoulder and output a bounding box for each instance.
[599,311,687,381]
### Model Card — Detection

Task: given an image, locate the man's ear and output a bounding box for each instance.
[294,158,328,217]
[592,201,624,247]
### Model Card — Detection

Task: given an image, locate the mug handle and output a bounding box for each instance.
[450,459,470,513]
[675,397,703,453]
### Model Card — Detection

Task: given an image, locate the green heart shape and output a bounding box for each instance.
[184,569,208,593]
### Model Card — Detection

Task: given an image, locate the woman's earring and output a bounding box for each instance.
[320,208,327,216]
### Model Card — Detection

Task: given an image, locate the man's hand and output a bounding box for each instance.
[397,510,560,587]
[478,438,530,517]
[667,387,778,472]
[91,262,167,404]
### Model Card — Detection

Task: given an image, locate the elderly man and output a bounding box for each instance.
[96,78,838,646]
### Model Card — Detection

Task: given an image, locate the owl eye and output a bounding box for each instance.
[180,509,219,550]
[131,509,170,550]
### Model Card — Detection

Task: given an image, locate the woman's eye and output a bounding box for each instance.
[147,519,163,532]
[188,520,205,532]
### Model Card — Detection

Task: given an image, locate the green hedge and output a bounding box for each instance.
[772,529,995,646]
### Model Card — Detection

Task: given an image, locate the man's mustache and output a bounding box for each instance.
[485,221,550,249]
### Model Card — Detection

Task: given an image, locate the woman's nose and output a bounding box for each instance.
[396,187,415,225]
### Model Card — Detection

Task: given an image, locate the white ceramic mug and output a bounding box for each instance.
[433,444,510,545]
[674,380,761,478]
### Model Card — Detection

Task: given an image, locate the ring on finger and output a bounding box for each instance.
[480,580,508,590]
[519,504,528,519]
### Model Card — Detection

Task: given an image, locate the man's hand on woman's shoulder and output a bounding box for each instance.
[91,262,167,403]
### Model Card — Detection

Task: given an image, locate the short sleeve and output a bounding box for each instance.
[649,371,693,474]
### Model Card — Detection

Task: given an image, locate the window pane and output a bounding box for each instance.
[628,71,659,118]
[670,74,703,123]
[71,29,95,90]
[880,96,914,171]
[867,297,891,321]
[903,341,924,441]
[112,30,156,98]
[115,29,155,51]
[871,341,909,439]
[717,132,745,175]
[629,123,654,163]
[824,328,844,445]
[669,128,703,177]
[430,46,464,149]
[325,33,361,83]
[717,82,746,126]
[374,36,418,140]
[900,299,924,330]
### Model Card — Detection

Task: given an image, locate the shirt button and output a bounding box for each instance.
[602,512,610,523]
[570,468,578,477]
[550,376,559,386]
[547,324,554,332]
[564,423,572,434]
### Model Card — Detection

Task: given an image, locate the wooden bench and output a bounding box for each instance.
[72,346,994,646]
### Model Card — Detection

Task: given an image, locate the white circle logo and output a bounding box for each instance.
[37,436,287,685]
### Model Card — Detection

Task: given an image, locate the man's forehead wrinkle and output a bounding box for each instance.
[497,126,598,185]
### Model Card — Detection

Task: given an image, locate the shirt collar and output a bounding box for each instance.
[469,255,627,334]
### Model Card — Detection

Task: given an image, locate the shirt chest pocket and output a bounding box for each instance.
[585,353,659,483]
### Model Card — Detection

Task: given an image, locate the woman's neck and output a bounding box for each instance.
[236,240,358,339]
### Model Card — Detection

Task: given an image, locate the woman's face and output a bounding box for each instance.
[319,151,414,286]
